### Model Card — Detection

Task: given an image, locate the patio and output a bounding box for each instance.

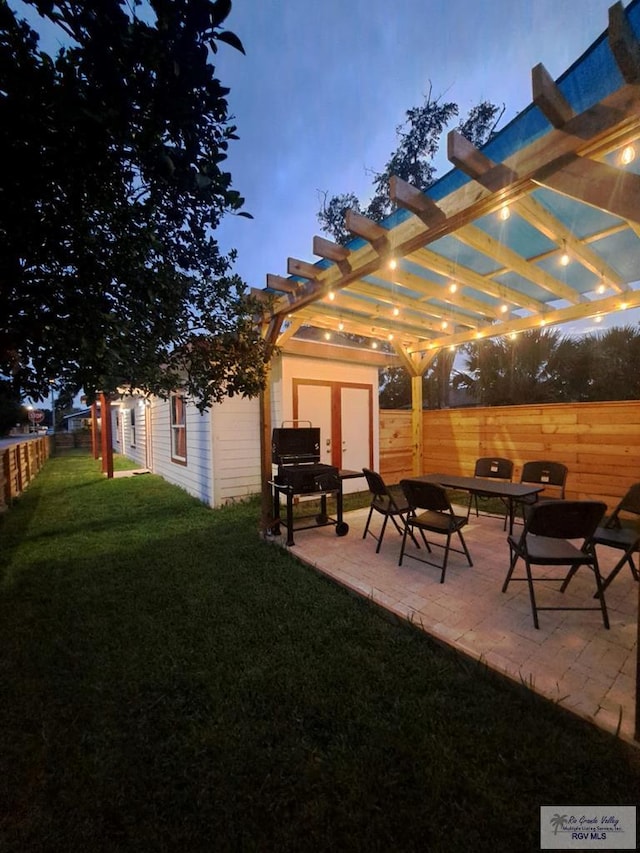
[275,502,638,744]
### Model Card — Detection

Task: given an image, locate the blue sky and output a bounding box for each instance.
[14,0,639,335]
[214,0,640,333]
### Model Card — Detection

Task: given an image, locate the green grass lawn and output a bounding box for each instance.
[0,452,638,852]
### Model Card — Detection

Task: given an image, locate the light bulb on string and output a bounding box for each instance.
[621,145,636,165]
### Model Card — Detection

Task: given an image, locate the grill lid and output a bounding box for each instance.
[272,426,320,465]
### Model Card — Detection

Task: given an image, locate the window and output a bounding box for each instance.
[170,393,187,463]
[130,408,136,447]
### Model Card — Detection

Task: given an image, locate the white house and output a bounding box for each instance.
[109,343,385,505]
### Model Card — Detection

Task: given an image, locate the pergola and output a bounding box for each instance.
[257,0,640,477]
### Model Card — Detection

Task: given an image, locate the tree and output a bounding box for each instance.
[455,329,564,406]
[0,379,26,435]
[589,325,640,401]
[0,0,270,410]
[318,87,503,244]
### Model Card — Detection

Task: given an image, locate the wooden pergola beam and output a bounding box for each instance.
[447,130,517,192]
[266,274,302,295]
[455,223,584,304]
[389,175,446,225]
[276,316,304,347]
[408,246,548,315]
[313,235,352,274]
[532,62,575,128]
[344,209,389,251]
[535,156,640,225]
[348,279,480,332]
[609,0,640,84]
[374,264,497,322]
[446,131,628,294]
[287,257,322,281]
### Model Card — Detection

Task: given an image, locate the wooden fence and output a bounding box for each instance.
[0,436,52,512]
[380,400,640,510]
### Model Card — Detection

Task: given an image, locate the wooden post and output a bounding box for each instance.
[259,368,274,534]
[100,393,114,479]
[91,402,100,459]
[411,374,423,476]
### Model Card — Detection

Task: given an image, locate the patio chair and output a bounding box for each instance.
[502,499,609,629]
[591,483,640,595]
[508,460,568,530]
[467,456,514,521]
[362,468,417,554]
[399,479,473,583]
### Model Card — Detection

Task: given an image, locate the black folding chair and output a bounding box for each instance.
[591,483,640,595]
[502,500,608,629]
[362,468,417,553]
[467,456,514,521]
[508,460,568,530]
[399,479,473,583]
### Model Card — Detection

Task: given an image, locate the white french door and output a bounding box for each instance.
[293,379,373,495]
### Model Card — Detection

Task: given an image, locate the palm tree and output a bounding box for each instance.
[455,329,563,405]
[589,324,640,401]
[550,814,568,835]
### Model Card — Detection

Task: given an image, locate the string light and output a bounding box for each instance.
[371,341,378,349]
[559,241,570,266]
[441,320,448,330]
[392,306,400,317]
[500,304,509,314]
[594,315,603,323]
[327,290,335,301]
[324,331,331,341]
[388,257,397,270]
[499,205,510,221]
[621,145,636,165]
[338,321,344,331]
[387,333,394,341]
[448,282,458,294]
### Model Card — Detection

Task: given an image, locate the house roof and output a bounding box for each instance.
[261,0,640,373]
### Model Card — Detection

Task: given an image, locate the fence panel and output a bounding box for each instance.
[0,437,51,511]
[380,401,640,510]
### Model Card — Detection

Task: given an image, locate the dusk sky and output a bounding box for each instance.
[215,0,640,333]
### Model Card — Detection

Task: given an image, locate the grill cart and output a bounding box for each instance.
[269,421,349,546]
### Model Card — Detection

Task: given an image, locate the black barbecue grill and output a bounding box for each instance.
[270,422,349,546]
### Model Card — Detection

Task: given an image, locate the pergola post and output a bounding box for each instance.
[259,371,273,535]
[99,393,114,479]
[411,374,423,476]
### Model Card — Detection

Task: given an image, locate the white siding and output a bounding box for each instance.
[118,398,147,468]
[211,396,261,505]
[109,397,148,469]
[150,396,214,505]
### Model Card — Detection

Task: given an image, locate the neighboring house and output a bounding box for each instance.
[110,345,382,506]
[62,408,92,432]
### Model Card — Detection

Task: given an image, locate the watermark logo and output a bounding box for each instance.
[540,806,636,849]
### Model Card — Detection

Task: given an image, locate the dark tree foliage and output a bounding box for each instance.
[0,0,270,409]
[318,87,503,245]
[454,324,640,406]
[0,379,26,435]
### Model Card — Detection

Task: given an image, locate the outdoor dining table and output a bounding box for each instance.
[411,473,545,535]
